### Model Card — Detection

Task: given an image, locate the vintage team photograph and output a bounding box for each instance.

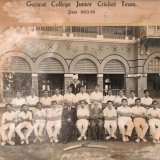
[0,25,160,160]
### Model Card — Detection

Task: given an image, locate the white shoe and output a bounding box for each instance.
[38,137,44,143]
[54,139,59,143]
[84,135,87,140]
[50,138,53,143]
[25,139,29,145]
[122,137,127,142]
[77,136,83,141]
[112,135,117,140]
[125,136,129,142]
[7,140,15,146]
[106,136,111,140]
[142,138,147,142]
[1,141,6,146]
[153,139,157,144]
[33,138,38,143]
[136,138,140,143]
[21,140,25,145]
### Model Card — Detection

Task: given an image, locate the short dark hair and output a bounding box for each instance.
[152,100,158,105]
[43,90,48,93]
[144,89,149,93]
[37,102,42,106]
[130,90,135,93]
[5,103,12,107]
[135,98,141,102]
[95,84,99,87]
[51,100,57,104]
[121,98,127,102]
[107,100,113,104]
[21,104,28,108]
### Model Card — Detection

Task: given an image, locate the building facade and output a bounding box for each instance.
[0,26,160,102]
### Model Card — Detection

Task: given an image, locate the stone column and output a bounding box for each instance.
[97,74,103,93]
[64,74,73,94]
[32,74,38,96]
[0,72,3,102]
[137,76,147,98]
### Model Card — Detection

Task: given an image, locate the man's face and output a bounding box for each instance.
[135,100,141,106]
[23,105,28,112]
[153,102,158,109]
[44,91,48,97]
[108,90,112,95]
[144,91,149,97]
[16,92,21,98]
[95,86,99,92]
[130,92,135,97]
[55,89,60,95]
[73,78,77,83]
[107,102,113,109]
[6,105,12,112]
[30,90,35,96]
[51,101,57,108]
[67,87,72,93]
[80,87,85,93]
[119,91,124,97]
[80,101,85,108]
[37,103,42,109]
[122,100,127,106]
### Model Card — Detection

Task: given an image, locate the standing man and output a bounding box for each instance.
[141,90,153,108]
[33,102,46,143]
[90,102,103,141]
[76,85,90,105]
[61,101,77,143]
[103,101,117,140]
[128,90,137,107]
[76,100,90,141]
[90,84,103,109]
[132,98,148,143]
[117,99,134,142]
[70,74,81,95]
[52,88,64,106]
[103,89,115,104]
[40,90,52,109]
[26,89,39,113]
[15,104,33,145]
[46,101,62,143]
[147,101,160,143]
[0,103,17,146]
[115,90,127,107]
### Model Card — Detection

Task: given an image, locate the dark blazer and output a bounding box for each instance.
[70,82,81,95]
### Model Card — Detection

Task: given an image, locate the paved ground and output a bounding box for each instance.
[0,140,160,160]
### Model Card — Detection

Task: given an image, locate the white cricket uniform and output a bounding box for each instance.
[46,107,62,139]
[26,95,39,112]
[76,107,89,137]
[52,94,64,105]
[127,97,137,106]
[64,93,76,104]
[115,96,127,106]
[103,107,117,137]
[141,97,153,106]
[11,98,26,111]
[40,97,52,108]
[132,106,148,139]
[147,108,160,140]
[0,111,17,141]
[15,111,33,140]
[117,106,134,137]
[76,92,90,104]
[34,108,46,137]
[90,91,103,109]
[103,95,116,103]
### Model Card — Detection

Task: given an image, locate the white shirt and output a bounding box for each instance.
[115,96,127,104]
[77,107,90,117]
[90,91,103,103]
[141,97,153,105]
[117,106,132,118]
[1,111,17,124]
[103,107,117,118]
[103,95,115,103]
[76,92,90,104]
[52,94,64,104]
[46,107,62,118]
[64,93,76,103]
[18,111,32,121]
[128,97,137,105]
[40,97,52,106]
[132,106,146,116]
[26,95,39,106]
[147,108,160,117]
[11,98,26,106]
[34,108,46,122]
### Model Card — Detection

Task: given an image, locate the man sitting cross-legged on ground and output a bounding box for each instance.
[76,100,90,141]
[103,100,117,140]
[117,98,134,142]
[90,102,103,141]
[0,103,17,146]
[46,101,62,143]
[33,102,46,143]
[147,101,160,144]
[132,98,148,143]
[15,104,33,145]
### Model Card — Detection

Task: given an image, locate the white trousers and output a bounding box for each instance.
[118,117,134,137]
[46,120,61,139]
[148,119,160,140]
[133,118,148,139]
[15,122,33,140]
[104,120,117,137]
[77,119,89,137]
[0,123,15,141]
[34,120,46,137]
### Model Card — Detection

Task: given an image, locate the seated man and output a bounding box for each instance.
[40,90,52,109]
[15,104,33,145]
[46,101,62,143]
[132,98,148,143]
[147,101,160,144]
[117,99,134,142]
[103,101,117,140]
[90,102,103,141]
[61,101,77,143]
[76,100,90,141]
[52,88,64,106]
[141,90,153,109]
[33,102,46,143]
[0,103,17,146]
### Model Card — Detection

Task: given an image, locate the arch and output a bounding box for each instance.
[143,52,160,73]
[34,52,69,73]
[101,55,130,74]
[70,54,101,73]
[0,51,34,73]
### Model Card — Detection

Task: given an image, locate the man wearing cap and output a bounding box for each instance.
[76,100,90,141]
[0,103,17,146]
[90,85,103,109]
[103,101,117,140]
[127,90,137,107]
[90,102,103,141]
[70,74,81,95]
[117,98,134,142]
[46,101,62,143]
[15,104,33,145]
[40,90,52,109]
[147,101,160,143]
[141,90,153,109]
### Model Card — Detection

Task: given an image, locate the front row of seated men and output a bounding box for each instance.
[1,98,160,146]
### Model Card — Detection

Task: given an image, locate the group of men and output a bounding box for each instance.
[1,83,160,146]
